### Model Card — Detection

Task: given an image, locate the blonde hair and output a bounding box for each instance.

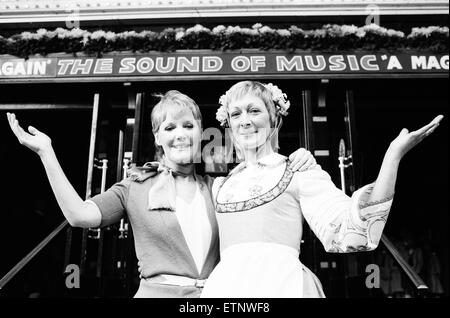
[220,81,283,159]
[220,81,277,127]
[151,90,203,161]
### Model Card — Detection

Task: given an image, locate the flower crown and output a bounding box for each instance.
[216,83,290,127]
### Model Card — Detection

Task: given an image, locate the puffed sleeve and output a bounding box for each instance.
[86,178,131,228]
[297,165,393,253]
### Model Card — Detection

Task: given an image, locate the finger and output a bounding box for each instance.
[6,113,13,127]
[8,114,22,138]
[292,162,301,172]
[398,128,409,137]
[301,157,314,172]
[432,114,444,125]
[414,122,441,145]
[14,118,31,141]
[296,154,309,171]
[423,124,439,137]
[412,115,443,136]
[7,112,15,127]
[9,124,24,144]
[307,156,315,168]
[288,152,302,168]
[288,149,305,167]
[297,155,310,171]
[28,126,40,136]
[416,123,440,140]
[7,113,19,136]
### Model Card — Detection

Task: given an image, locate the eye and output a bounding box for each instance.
[164,125,175,131]
[230,111,240,118]
[184,123,194,129]
[250,108,260,114]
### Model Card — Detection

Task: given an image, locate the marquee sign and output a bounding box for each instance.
[0,51,448,80]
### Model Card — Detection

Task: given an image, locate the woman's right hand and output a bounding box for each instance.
[7,112,52,157]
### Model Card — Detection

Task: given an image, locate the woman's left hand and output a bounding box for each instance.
[387,115,444,161]
[289,148,317,172]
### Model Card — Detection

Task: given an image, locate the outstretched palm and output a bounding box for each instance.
[6,112,52,156]
[389,115,443,160]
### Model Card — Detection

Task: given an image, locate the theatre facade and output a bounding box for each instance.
[0,0,448,298]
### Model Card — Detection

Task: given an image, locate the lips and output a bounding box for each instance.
[240,131,257,136]
[172,144,191,149]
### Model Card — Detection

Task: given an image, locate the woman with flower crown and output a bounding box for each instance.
[200,80,443,298]
[6,90,316,298]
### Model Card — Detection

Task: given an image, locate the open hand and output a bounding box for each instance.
[289,148,317,172]
[388,115,444,161]
[6,112,52,156]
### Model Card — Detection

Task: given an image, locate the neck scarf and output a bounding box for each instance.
[127,161,195,212]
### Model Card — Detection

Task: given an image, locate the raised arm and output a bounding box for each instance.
[7,113,101,228]
[366,115,443,205]
[299,115,443,253]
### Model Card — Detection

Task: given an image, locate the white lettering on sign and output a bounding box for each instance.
[276,56,304,71]
[93,58,113,74]
[231,56,266,72]
[177,56,200,72]
[58,60,74,75]
[250,56,266,72]
[276,55,382,72]
[347,55,360,71]
[59,58,113,75]
[412,56,427,69]
[156,57,176,73]
[2,53,447,79]
[361,55,380,71]
[386,56,402,70]
[305,55,326,71]
[412,55,449,70]
[119,57,136,73]
[231,56,251,72]
[329,55,346,71]
[0,60,48,76]
[118,56,221,74]
[70,59,93,74]
[441,55,449,70]
[136,57,154,73]
[203,56,223,72]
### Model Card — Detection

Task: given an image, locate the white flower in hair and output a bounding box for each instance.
[264,83,290,116]
[216,95,228,127]
[216,83,290,127]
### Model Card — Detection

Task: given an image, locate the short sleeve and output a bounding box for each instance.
[88,178,131,227]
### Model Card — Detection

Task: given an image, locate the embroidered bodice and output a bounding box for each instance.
[212,153,393,254]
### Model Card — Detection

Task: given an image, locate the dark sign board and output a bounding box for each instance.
[0,51,448,79]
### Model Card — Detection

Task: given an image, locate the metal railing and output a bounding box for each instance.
[380,234,429,296]
[0,220,68,291]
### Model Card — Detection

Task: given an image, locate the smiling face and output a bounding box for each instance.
[155,108,202,166]
[228,94,272,153]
